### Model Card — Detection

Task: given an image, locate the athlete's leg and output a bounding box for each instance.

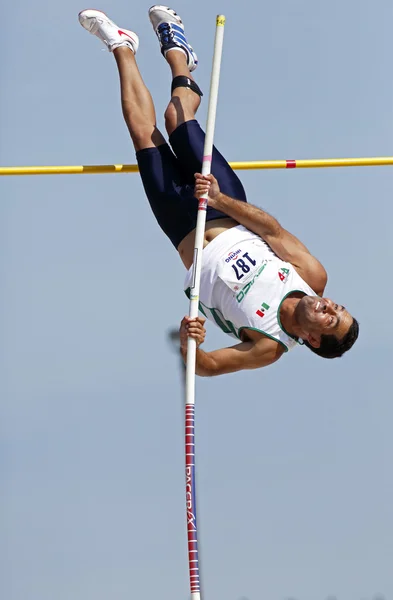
[79,8,202,252]
[147,6,246,205]
[148,6,202,135]
[111,46,200,249]
[164,49,201,135]
[112,45,201,249]
[79,9,165,150]
[113,47,165,150]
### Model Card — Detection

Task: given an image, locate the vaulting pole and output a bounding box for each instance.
[184,15,226,600]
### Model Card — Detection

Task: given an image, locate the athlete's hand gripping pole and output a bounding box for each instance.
[184,15,226,600]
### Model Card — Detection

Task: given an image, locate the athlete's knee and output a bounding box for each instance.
[164,99,199,136]
[164,101,180,133]
[164,79,203,135]
[127,122,165,151]
[127,124,153,147]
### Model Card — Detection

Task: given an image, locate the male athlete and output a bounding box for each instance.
[79,5,359,377]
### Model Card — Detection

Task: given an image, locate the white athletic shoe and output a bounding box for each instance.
[78,9,139,54]
[148,5,198,71]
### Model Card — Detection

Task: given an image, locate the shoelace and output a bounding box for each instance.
[157,23,174,45]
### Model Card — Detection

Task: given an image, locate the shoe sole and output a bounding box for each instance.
[79,8,109,22]
[148,5,183,27]
[79,9,139,51]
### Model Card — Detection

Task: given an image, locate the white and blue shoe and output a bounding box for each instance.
[78,9,139,54]
[148,5,198,71]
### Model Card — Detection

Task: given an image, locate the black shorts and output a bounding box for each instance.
[136,119,247,248]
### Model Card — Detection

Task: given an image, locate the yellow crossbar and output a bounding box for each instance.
[1,157,393,176]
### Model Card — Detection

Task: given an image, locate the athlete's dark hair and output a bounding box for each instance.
[304,317,359,359]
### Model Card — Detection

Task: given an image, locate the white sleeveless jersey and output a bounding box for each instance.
[184,225,318,352]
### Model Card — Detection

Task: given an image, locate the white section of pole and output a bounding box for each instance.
[185,15,226,407]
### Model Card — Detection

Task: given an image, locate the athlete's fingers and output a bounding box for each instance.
[185,316,206,326]
[194,173,221,202]
[194,172,211,182]
[194,180,210,188]
[180,316,191,341]
[187,326,206,345]
[185,318,206,335]
[194,173,217,184]
[194,175,214,198]
[187,323,205,335]
[180,316,206,332]
[179,316,206,349]
[194,182,211,195]
[205,174,217,184]
[194,188,210,196]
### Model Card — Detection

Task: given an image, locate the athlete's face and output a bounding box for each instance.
[296,296,353,346]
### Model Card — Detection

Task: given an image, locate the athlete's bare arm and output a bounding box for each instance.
[194,174,328,296]
[180,317,284,376]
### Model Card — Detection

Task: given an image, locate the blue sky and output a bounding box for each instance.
[1,1,392,599]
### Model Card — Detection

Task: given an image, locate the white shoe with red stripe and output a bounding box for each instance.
[78,9,139,54]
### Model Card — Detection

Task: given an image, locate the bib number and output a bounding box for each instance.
[218,241,268,294]
[231,252,257,280]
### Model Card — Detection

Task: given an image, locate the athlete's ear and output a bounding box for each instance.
[306,334,321,348]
